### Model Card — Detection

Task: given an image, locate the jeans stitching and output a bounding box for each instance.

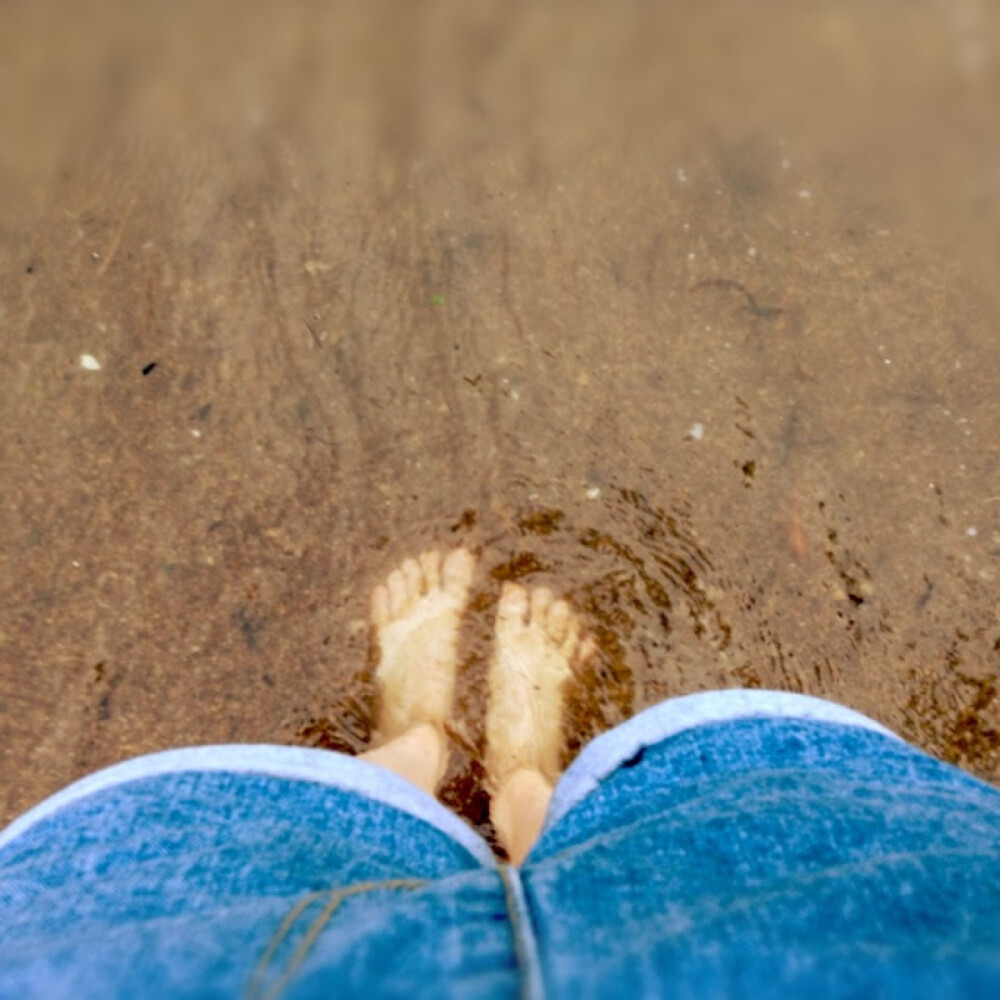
[499,864,545,1000]
[245,878,426,1000]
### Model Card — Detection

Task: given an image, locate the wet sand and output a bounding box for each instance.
[1,0,998,842]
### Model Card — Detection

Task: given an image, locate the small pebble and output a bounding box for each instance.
[80,354,101,371]
[687,422,705,441]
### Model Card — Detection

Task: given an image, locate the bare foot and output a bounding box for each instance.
[485,583,594,862]
[361,547,475,794]
[486,583,595,790]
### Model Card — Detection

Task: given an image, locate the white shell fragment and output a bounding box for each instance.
[80,354,101,371]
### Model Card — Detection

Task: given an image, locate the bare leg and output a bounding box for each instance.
[485,583,595,864]
[361,723,448,798]
[359,548,475,797]
[490,767,555,868]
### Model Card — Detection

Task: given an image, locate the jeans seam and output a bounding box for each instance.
[499,864,545,1000]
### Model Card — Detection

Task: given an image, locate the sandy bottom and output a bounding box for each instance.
[1,1,998,845]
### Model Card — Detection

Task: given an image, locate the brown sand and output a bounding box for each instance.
[1,1,998,844]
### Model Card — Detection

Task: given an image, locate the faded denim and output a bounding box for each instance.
[1,691,998,999]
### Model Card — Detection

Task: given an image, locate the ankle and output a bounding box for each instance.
[491,768,554,865]
[363,722,447,795]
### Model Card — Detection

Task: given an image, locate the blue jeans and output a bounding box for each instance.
[2,690,998,999]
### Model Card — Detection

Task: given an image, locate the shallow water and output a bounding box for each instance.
[1,0,998,841]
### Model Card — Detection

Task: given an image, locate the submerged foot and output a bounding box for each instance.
[485,582,595,792]
[369,547,476,743]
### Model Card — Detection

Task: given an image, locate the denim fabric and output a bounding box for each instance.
[1,692,998,999]
[526,717,1000,1000]
[0,767,516,999]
